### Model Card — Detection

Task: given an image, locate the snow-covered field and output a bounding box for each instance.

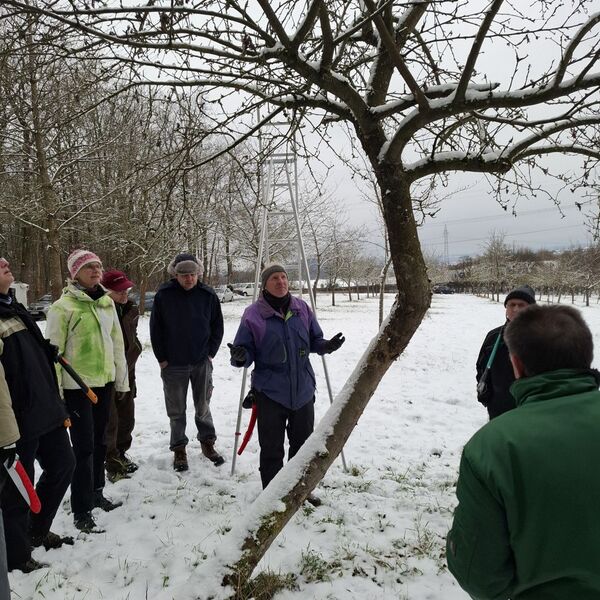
[11,293,599,599]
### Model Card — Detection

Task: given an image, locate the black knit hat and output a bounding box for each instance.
[504,285,536,306]
[167,253,203,276]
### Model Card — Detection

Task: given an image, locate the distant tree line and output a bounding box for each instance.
[427,232,600,307]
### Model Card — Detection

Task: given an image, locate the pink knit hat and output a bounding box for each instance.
[67,249,102,279]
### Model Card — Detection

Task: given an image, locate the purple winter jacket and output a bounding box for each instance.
[232,295,328,410]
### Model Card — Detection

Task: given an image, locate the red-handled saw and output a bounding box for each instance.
[4,458,41,514]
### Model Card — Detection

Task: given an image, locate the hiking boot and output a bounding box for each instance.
[13,558,49,573]
[119,452,138,473]
[173,446,188,472]
[93,490,123,512]
[31,530,74,550]
[201,440,225,467]
[106,455,128,477]
[107,469,131,484]
[74,512,105,534]
[306,493,322,507]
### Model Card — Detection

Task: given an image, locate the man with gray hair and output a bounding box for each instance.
[150,253,224,471]
[448,304,600,598]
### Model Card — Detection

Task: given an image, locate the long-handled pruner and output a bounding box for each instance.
[57,354,98,404]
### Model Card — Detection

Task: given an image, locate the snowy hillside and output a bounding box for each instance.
[12,293,596,599]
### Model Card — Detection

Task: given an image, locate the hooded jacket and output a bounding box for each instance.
[45,282,129,392]
[0,362,19,448]
[0,296,67,441]
[150,279,224,366]
[231,295,327,410]
[447,369,600,599]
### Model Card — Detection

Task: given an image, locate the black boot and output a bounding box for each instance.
[12,558,49,573]
[93,490,122,512]
[31,530,75,550]
[74,512,105,534]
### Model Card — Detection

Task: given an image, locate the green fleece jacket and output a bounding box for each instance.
[447,369,600,600]
[46,282,129,393]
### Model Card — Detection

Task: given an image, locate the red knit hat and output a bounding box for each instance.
[67,249,102,279]
[102,269,134,292]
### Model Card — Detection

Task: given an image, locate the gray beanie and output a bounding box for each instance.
[504,285,536,306]
[261,263,287,289]
[167,252,203,276]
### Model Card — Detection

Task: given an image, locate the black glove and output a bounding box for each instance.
[242,388,257,409]
[228,343,247,364]
[0,444,17,468]
[324,332,345,354]
[45,341,60,363]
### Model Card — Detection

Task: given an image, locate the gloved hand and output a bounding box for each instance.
[324,332,345,354]
[242,388,257,409]
[228,343,247,364]
[0,444,17,468]
[45,341,60,363]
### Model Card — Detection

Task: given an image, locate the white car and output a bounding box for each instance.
[233,282,257,296]
[214,285,235,303]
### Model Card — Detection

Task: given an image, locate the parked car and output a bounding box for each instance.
[130,291,156,311]
[28,294,52,320]
[214,285,234,303]
[432,284,454,294]
[233,282,257,297]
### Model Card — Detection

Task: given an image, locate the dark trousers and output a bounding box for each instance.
[64,383,113,516]
[160,360,215,450]
[256,393,314,489]
[2,426,75,570]
[106,375,136,461]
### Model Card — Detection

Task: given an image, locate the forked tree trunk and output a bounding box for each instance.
[208,177,430,597]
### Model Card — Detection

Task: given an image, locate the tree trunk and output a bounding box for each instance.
[379,257,393,327]
[28,53,63,299]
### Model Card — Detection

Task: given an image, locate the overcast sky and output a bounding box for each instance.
[327,159,596,262]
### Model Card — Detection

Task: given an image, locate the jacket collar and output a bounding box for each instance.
[510,368,600,407]
[256,294,302,320]
[63,281,107,302]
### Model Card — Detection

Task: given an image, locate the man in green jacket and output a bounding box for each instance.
[447,304,600,599]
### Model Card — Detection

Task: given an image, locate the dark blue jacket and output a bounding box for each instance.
[232,295,327,410]
[150,280,224,366]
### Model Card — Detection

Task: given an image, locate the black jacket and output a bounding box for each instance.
[0,296,68,441]
[150,280,224,366]
[476,323,516,419]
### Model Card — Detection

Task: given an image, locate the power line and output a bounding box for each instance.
[420,200,591,229]
[420,223,587,247]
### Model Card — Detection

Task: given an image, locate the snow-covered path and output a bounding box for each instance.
[13,292,592,599]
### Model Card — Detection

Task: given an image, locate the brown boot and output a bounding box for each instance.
[173,446,188,472]
[201,440,225,466]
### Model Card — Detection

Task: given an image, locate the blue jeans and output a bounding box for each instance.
[160,359,215,450]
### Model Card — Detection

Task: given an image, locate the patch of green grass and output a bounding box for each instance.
[300,548,342,582]
[237,571,298,600]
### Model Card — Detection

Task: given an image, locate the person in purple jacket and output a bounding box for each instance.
[229,263,345,491]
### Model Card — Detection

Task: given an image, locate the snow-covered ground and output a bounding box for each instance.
[11,293,599,599]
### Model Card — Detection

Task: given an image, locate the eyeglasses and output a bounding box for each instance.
[82,263,102,271]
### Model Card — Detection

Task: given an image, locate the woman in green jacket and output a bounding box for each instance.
[46,250,129,533]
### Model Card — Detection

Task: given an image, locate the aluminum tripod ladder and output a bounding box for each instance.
[230,149,348,475]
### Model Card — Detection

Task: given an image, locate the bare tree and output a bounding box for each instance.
[4,1,600,594]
